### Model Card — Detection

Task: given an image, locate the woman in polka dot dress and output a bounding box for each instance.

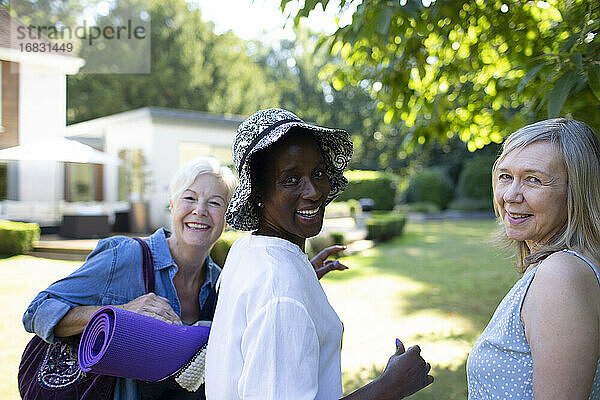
[466,119,600,399]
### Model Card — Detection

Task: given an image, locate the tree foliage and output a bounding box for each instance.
[282,0,600,151]
[67,0,278,123]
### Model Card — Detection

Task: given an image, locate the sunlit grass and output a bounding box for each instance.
[0,256,80,400]
[0,220,519,399]
[321,219,520,399]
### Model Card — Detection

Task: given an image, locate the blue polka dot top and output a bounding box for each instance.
[467,250,600,399]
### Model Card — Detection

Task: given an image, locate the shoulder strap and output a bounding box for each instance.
[132,237,155,294]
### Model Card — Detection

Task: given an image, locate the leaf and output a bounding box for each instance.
[586,63,600,101]
[516,61,547,95]
[570,52,583,70]
[279,0,292,12]
[398,0,422,19]
[384,109,395,124]
[547,70,577,118]
[375,8,393,36]
[560,33,579,53]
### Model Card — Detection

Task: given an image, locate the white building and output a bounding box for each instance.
[65,107,242,230]
[0,7,85,226]
[1,7,243,232]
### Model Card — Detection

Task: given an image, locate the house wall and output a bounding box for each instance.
[0,60,19,200]
[17,63,67,203]
[150,119,236,229]
[102,114,154,202]
[66,110,239,231]
[0,60,19,148]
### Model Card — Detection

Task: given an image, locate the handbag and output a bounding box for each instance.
[18,237,155,400]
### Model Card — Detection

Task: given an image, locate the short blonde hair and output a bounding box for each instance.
[492,118,600,272]
[168,157,237,204]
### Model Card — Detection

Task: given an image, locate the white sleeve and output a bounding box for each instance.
[238,297,320,400]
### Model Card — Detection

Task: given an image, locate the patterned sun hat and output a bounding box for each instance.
[226,108,353,231]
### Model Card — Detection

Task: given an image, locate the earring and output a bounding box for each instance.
[256,201,263,207]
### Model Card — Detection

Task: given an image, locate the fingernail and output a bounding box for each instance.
[396,338,401,347]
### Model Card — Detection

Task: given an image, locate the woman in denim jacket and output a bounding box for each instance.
[23,157,236,399]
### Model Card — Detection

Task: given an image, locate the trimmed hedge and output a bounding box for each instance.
[447,197,493,211]
[0,220,41,255]
[366,213,407,242]
[335,170,397,211]
[211,229,348,267]
[457,156,495,201]
[210,230,244,267]
[403,168,454,210]
[329,232,345,246]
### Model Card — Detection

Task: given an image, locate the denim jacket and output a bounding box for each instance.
[22,227,221,400]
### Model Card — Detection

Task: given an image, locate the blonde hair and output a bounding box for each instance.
[492,118,600,273]
[168,157,237,204]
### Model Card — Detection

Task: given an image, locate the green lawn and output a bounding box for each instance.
[320,219,520,399]
[0,219,519,399]
[0,255,81,399]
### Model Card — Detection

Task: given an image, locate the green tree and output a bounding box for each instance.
[67,0,278,123]
[252,28,407,170]
[282,0,600,151]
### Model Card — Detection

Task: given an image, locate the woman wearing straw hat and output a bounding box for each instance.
[205,109,433,399]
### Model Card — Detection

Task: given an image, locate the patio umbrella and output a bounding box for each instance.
[0,137,121,164]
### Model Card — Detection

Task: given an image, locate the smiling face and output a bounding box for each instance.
[493,141,569,250]
[169,173,228,251]
[254,133,331,249]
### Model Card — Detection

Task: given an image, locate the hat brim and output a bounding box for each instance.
[226,121,353,231]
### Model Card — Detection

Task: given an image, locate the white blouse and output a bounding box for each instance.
[205,234,343,400]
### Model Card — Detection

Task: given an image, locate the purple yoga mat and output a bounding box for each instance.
[78,306,210,382]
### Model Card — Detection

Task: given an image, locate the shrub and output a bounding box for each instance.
[457,156,495,201]
[366,213,407,242]
[0,220,41,255]
[306,234,335,259]
[329,232,346,246]
[210,230,244,267]
[403,168,454,210]
[406,202,441,214]
[447,197,493,211]
[336,170,397,211]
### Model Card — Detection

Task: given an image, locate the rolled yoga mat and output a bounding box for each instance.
[78,305,210,382]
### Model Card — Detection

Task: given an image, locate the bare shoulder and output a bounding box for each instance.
[523,251,600,332]
[533,251,599,293]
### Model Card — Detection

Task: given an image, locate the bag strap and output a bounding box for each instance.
[132,237,155,294]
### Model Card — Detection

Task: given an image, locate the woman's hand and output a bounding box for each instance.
[310,245,349,279]
[121,293,183,325]
[343,339,433,400]
[376,339,434,399]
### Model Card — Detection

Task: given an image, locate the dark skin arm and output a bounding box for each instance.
[311,246,433,398]
[343,340,434,400]
[310,245,349,279]
[53,293,182,338]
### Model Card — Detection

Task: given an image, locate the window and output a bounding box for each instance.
[0,162,7,200]
[118,149,129,201]
[178,142,233,166]
[0,61,3,131]
[117,148,148,202]
[64,162,96,202]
